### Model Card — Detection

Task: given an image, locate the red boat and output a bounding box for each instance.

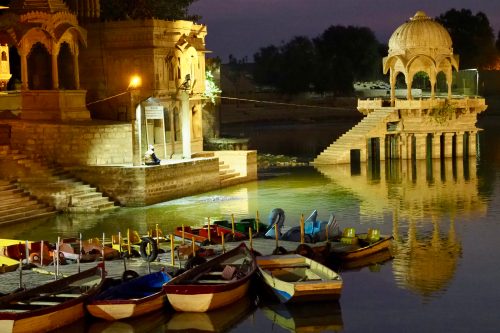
[174,224,247,245]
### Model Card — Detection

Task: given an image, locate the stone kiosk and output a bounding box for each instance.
[0,0,257,213]
[313,11,487,166]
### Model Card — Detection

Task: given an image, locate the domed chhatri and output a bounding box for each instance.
[314,10,486,166]
[383,11,459,101]
[388,11,452,52]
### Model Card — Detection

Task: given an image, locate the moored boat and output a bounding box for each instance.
[163,242,256,312]
[327,230,393,262]
[86,270,171,321]
[0,265,104,333]
[256,254,342,303]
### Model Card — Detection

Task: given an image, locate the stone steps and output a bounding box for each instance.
[0,181,57,226]
[218,160,241,187]
[1,146,118,214]
[313,108,398,165]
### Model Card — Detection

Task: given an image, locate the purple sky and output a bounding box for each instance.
[189,0,500,62]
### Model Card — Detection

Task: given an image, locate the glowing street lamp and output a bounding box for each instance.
[129,75,142,166]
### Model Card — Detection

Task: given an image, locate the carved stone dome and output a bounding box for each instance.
[388,11,452,53]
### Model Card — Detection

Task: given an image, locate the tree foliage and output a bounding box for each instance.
[100,0,200,21]
[253,25,381,95]
[436,9,497,69]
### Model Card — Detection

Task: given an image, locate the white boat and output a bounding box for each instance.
[256,254,342,303]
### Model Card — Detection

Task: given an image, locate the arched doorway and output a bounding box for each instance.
[58,42,75,89]
[28,42,52,90]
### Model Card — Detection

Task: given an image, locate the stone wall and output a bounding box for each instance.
[69,158,220,206]
[5,120,132,165]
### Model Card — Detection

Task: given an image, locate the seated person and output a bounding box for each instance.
[144,144,161,165]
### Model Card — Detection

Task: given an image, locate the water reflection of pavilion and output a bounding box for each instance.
[315,158,486,298]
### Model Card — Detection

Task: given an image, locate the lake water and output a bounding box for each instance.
[3,114,500,332]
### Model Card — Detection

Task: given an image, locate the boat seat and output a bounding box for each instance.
[196,279,232,284]
[52,293,81,298]
[18,301,61,306]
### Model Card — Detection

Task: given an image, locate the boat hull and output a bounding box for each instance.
[0,302,84,333]
[167,280,249,312]
[329,235,393,261]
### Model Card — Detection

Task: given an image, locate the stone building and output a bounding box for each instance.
[0,0,256,212]
[313,11,487,166]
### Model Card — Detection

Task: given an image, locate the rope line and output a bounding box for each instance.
[86,91,129,106]
[219,96,345,110]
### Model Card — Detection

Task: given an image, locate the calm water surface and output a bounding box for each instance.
[3,115,500,333]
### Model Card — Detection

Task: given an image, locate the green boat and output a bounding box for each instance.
[211,217,268,234]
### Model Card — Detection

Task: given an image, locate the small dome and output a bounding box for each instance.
[388,11,452,53]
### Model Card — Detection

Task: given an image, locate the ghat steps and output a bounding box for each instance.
[0,145,117,215]
[0,180,57,226]
[313,108,397,165]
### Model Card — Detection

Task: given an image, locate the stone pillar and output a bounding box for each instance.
[430,76,436,99]
[400,134,408,160]
[379,136,386,161]
[130,90,142,166]
[414,133,427,160]
[432,132,441,159]
[181,90,192,159]
[469,131,477,156]
[390,70,396,106]
[51,52,59,89]
[406,75,413,100]
[20,53,28,90]
[444,133,454,158]
[456,131,464,157]
[73,48,80,89]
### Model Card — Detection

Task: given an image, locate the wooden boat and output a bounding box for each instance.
[327,232,393,262]
[261,301,343,333]
[173,225,247,245]
[256,254,342,303]
[212,217,269,235]
[163,242,257,312]
[0,265,104,333]
[86,270,171,321]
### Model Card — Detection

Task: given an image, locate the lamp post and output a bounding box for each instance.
[129,75,142,166]
[179,74,192,159]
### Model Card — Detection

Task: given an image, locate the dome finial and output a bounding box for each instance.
[411,11,429,21]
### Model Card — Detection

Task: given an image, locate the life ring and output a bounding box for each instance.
[139,237,158,262]
[272,246,288,255]
[184,256,207,270]
[29,252,40,264]
[122,270,140,281]
[295,244,314,258]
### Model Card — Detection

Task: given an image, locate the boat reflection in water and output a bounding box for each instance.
[261,301,343,333]
[315,157,485,299]
[165,295,254,332]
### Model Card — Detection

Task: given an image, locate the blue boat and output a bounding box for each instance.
[86,270,171,320]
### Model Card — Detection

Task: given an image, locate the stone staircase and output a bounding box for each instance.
[0,146,118,214]
[313,108,398,165]
[0,180,57,226]
[219,161,242,187]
